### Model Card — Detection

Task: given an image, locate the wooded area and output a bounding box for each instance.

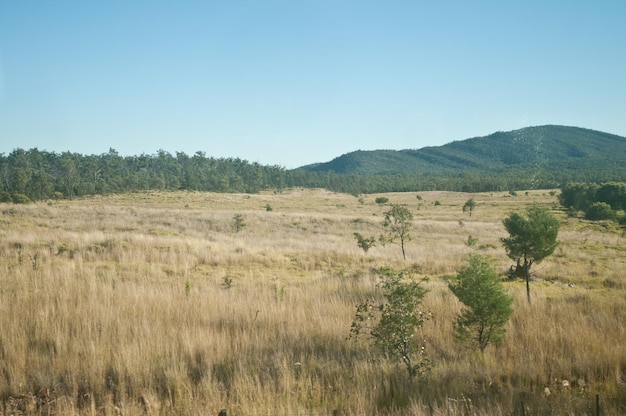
[3,148,624,203]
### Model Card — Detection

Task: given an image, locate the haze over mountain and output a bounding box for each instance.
[299,126,626,177]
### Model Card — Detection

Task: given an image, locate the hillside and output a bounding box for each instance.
[299,125,626,176]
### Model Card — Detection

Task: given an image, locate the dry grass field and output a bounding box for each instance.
[0,189,624,415]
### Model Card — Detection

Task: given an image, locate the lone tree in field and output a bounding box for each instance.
[501,204,559,303]
[381,204,413,260]
[448,255,514,352]
[349,266,430,379]
[463,198,477,217]
[231,213,246,232]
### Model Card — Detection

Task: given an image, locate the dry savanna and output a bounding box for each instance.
[0,189,624,415]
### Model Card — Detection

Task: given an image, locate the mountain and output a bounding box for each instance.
[299,125,626,176]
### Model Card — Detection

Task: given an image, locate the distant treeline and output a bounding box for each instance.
[0,148,620,202]
[559,182,626,223]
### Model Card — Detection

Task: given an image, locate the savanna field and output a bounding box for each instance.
[0,189,624,415]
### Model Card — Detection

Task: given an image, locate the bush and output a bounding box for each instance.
[448,255,513,351]
[0,191,11,203]
[354,233,376,254]
[585,202,615,221]
[231,214,246,232]
[375,197,389,205]
[12,193,31,204]
[349,266,430,378]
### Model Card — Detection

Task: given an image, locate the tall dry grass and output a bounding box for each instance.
[0,189,624,415]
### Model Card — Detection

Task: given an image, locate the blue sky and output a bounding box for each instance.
[1,1,625,168]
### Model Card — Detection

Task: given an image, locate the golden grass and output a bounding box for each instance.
[0,189,624,415]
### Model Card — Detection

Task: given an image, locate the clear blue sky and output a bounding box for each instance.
[1,1,625,168]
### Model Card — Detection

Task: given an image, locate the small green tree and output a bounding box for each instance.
[381,204,413,260]
[448,255,513,352]
[349,266,430,378]
[502,204,559,303]
[463,198,477,217]
[231,213,246,232]
[354,232,376,254]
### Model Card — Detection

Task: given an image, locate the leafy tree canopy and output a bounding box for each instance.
[502,204,560,303]
[448,255,513,351]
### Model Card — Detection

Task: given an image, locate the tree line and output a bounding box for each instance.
[559,182,626,224]
[2,148,625,203]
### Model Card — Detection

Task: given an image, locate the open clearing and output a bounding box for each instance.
[0,189,624,415]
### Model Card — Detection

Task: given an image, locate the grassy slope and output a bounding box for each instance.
[0,189,624,415]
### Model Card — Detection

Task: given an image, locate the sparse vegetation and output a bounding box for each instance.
[462,197,477,217]
[381,204,413,260]
[349,266,430,379]
[0,189,623,415]
[231,213,246,232]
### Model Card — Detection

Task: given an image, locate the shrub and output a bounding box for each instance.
[231,214,246,232]
[448,255,513,351]
[12,193,31,204]
[353,233,376,254]
[375,197,389,205]
[349,266,430,378]
[585,202,615,221]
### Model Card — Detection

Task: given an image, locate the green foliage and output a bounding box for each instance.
[11,193,31,204]
[462,198,477,217]
[448,255,513,351]
[501,204,560,303]
[265,204,273,211]
[381,204,413,260]
[231,214,246,232]
[596,182,626,211]
[585,202,616,221]
[349,266,430,378]
[302,126,626,177]
[375,197,389,205]
[353,233,377,254]
[560,182,626,223]
[560,183,600,212]
[2,126,626,200]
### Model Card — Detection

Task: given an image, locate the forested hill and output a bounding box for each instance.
[2,126,626,202]
[300,125,626,176]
